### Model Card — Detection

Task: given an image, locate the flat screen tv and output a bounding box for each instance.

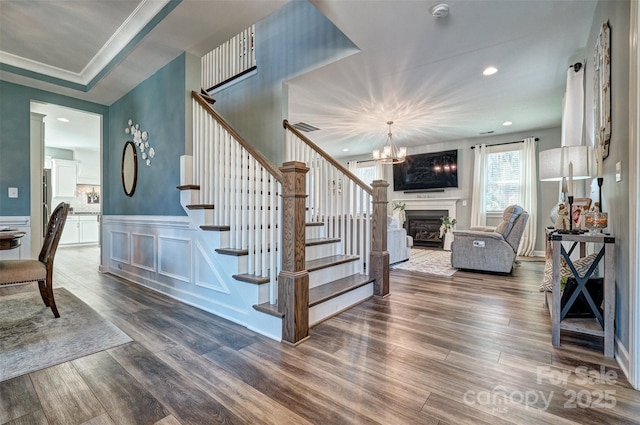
[393,149,458,191]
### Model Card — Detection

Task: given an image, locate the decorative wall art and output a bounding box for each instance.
[124,119,156,166]
[593,21,611,159]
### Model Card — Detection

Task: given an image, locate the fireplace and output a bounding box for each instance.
[405,209,448,248]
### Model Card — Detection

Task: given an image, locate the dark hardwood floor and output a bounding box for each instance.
[2,245,639,424]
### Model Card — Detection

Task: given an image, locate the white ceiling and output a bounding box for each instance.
[30,102,102,153]
[0,0,598,159]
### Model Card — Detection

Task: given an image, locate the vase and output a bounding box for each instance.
[443,231,453,251]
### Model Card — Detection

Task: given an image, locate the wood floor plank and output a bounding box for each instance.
[4,409,49,425]
[80,413,116,425]
[155,346,313,425]
[107,342,244,425]
[0,374,42,424]
[29,363,105,425]
[202,345,380,424]
[72,351,169,425]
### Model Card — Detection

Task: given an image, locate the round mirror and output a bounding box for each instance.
[122,141,137,197]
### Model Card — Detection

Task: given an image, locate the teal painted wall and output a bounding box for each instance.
[0,81,108,216]
[106,53,186,216]
[212,0,359,164]
[585,0,631,348]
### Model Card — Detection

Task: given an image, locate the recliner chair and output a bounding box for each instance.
[451,205,529,274]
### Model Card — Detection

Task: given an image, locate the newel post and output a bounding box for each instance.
[278,161,310,345]
[370,180,390,296]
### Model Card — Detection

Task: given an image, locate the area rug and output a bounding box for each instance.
[391,248,457,276]
[0,288,132,382]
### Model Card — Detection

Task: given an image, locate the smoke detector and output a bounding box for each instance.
[431,3,449,18]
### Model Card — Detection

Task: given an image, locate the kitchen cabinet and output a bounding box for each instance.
[51,159,78,197]
[60,215,100,245]
[75,149,100,185]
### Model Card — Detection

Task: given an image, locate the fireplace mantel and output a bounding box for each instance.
[393,198,459,220]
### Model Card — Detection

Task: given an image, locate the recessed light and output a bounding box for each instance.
[502,121,513,126]
[483,66,498,76]
[343,148,349,152]
[57,117,69,122]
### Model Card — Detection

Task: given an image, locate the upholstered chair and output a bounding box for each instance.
[451,205,529,274]
[0,202,69,317]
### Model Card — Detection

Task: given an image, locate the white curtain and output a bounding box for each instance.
[561,64,584,147]
[470,144,487,227]
[518,137,538,256]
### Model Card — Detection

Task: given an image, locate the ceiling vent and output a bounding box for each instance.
[291,122,320,132]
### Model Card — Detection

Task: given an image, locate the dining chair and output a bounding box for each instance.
[0,202,69,317]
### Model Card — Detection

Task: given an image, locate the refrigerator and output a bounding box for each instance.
[43,169,52,237]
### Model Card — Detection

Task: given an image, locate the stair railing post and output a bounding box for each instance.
[278,161,310,345]
[370,180,390,297]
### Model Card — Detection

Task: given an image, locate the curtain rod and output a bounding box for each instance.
[470,137,539,149]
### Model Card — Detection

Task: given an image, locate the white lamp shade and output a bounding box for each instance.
[539,146,593,181]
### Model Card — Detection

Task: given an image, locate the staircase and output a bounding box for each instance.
[178,91,388,344]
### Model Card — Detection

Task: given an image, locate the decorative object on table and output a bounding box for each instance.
[584,211,608,234]
[439,216,456,251]
[124,119,156,166]
[372,121,407,164]
[593,20,611,160]
[564,197,591,232]
[554,203,570,230]
[391,201,406,228]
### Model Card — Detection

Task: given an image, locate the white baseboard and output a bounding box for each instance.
[615,336,631,383]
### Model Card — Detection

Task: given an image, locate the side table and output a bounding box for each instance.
[550,233,616,357]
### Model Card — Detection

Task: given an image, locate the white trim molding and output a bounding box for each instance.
[101,214,282,341]
[627,0,640,390]
[392,197,459,220]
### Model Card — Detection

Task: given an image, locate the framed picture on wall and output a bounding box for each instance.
[593,21,611,159]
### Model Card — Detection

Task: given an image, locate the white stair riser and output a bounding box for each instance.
[305,242,341,261]
[305,225,325,239]
[180,189,200,207]
[309,283,373,326]
[309,260,360,288]
[185,208,213,227]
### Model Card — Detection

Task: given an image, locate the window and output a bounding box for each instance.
[484,148,522,212]
[353,164,377,186]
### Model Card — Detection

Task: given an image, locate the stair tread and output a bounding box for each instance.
[216,248,248,256]
[309,274,374,307]
[253,302,284,318]
[234,273,270,284]
[306,222,324,227]
[306,254,359,272]
[187,204,214,209]
[305,237,341,246]
[201,225,230,231]
[177,184,199,190]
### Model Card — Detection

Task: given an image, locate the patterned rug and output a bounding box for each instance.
[0,288,132,382]
[391,248,457,276]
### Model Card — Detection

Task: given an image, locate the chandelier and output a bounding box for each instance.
[372,121,407,164]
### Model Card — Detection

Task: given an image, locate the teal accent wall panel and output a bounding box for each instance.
[0,81,108,216]
[106,53,186,216]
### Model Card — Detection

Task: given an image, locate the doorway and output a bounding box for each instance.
[29,101,103,261]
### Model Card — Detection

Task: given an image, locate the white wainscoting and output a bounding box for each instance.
[101,215,282,341]
[0,216,31,260]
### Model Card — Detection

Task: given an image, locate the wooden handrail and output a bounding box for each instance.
[192,91,283,184]
[283,120,373,195]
